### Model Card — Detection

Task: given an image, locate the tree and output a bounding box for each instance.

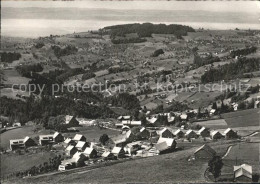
[99,134,109,145]
[212,102,217,110]
[208,156,223,182]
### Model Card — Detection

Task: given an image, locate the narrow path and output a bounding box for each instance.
[222,145,233,159]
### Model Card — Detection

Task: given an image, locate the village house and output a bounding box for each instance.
[125,141,142,155]
[233,164,252,182]
[65,115,80,126]
[75,141,89,151]
[65,145,77,157]
[71,152,88,167]
[111,147,125,158]
[194,144,216,159]
[180,114,188,121]
[210,130,223,140]
[209,109,217,116]
[223,128,238,139]
[157,128,174,138]
[146,117,158,124]
[101,151,115,160]
[138,127,150,139]
[111,134,128,147]
[197,127,210,137]
[83,147,97,158]
[39,132,64,145]
[155,137,176,154]
[122,120,142,127]
[10,136,35,150]
[185,129,198,139]
[173,129,184,138]
[73,134,87,142]
[63,138,76,147]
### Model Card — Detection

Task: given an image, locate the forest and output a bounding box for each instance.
[1,52,21,63]
[230,46,257,58]
[201,57,260,83]
[103,23,195,39]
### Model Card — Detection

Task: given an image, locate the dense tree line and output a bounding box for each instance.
[0,52,21,63]
[111,37,147,44]
[51,45,78,58]
[82,71,96,81]
[193,54,220,67]
[105,93,140,111]
[16,63,43,78]
[201,57,260,83]
[103,23,195,39]
[0,95,116,125]
[230,46,257,58]
[34,42,45,49]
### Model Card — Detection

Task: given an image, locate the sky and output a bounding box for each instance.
[2,1,260,13]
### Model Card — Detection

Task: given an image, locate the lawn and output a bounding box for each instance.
[1,151,58,178]
[193,119,228,129]
[63,126,119,142]
[222,108,260,128]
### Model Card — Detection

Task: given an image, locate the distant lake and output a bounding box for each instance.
[2,19,260,38]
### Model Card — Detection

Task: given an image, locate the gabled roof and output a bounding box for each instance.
[73,134,85,141]
[53,132,62,138]
[224,128,234,135]
[158,128,172,136]
[198,127,208,134]
[84,147,96,155]
[75,141,87,148]
[210,130,222,137]
[155,142,169,152]
[111,134,127,145]
[140,127,147,132]
[194,144,216,155]
[64,138,72,144]
[102,151,114,158]
[234,164,252,179]
[173,129,183,135]
[111,147,124,154]
[185,129,195,135]
[72,151,87,162]
[23,136,31,143]
[66,145,75,151]
[157,137,175,147]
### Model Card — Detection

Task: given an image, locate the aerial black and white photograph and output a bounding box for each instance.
[0,0,260,183]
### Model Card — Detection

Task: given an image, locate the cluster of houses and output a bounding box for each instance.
[193,144,253,182]
[9,132,64,150]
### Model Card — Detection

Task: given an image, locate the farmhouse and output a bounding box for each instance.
[111,147,125,158]
[197,127,210,137]
[75,141,89,151]
[73,134,87,142]
[233,164,252,182]
[210,130,223,140]
[157,128,174,138]
[173,129,184,138]
[10,136,35,150]
[155,138,176,154]
[102,151,115,160]
[223,128,238,139]
[194,144,216,159]
[83,147,97,158]
[111,135,128,147]
[185,129,198,139]
[65,145,77,156]
[65,115,80,126]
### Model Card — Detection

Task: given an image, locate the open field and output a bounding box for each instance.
[2,69,30,85]
[1,151,58,177]
[222,108,260,128]
[194,119,228,129]
[10,140,237,184]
